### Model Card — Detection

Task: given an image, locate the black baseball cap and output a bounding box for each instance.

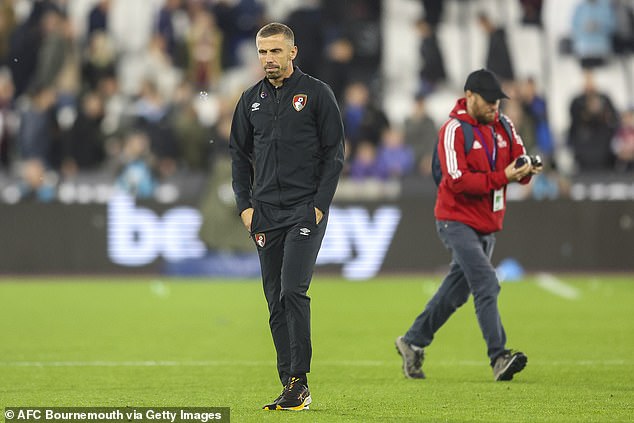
[464,69,509,103]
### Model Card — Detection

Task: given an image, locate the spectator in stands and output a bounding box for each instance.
[16,84,59,201]
[81,31,117,93]
[612,0,634,54]
[96,72,129,152]
[477,13,515,82]
[403,93,437,176]
[568,71,619,171]
[139,33,181,100]
[505,80,567,200]
[0,1,17,66]
[169,80,213,171]
[6,0,51,97]
[157,0,188,69]
[62,90,105,178]
[38,10,80,120]
[500,84,533,150]
[518,0,543,27]
[17,84,58,167]
[185,8,222,90]
[376,128,415,180]
[0,67,16,171]
[519,77,554,160]
[322,0,382,84]
[612,106,634,172]
[87,0,110,38]
[212,0,264,70]
[503,91,565,201]
[32,8,73,90]
[115,130,156,199]
[321,37,354,102]
[420,0,444,28]
[285,0,325,79]
[571,0,616,69]
[416,18,446,96]
[348,140,382,180]
[18,158,57,201]
[341,80,390,159]
[131,79,178,179]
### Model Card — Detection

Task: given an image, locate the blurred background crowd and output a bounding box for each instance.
[0,0,632,205]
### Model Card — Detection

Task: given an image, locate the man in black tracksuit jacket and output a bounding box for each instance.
[229,23,344,411]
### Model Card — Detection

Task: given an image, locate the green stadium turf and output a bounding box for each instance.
[1,275,633,422]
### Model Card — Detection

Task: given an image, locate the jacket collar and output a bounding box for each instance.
[450,97,500,127]
[263,66,304,89]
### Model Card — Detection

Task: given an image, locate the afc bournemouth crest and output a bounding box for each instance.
[255,233,266,248]
[292,94,307,111]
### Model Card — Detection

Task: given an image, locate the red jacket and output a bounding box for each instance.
[434,98,529,234]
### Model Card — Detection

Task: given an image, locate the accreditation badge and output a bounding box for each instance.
[492,188,504,212]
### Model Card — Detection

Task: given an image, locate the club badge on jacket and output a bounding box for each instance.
[293,94,307,111]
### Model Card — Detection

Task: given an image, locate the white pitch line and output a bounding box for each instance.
[0,359,629,367]
[0,360,270,367]
[0,360,385,368]
[536,273,581,300]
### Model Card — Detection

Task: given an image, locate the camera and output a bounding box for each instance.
[514,154,543,169]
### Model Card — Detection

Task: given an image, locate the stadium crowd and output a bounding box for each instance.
[0,0,632,203]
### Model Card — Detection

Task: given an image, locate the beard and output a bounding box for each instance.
[265,67,281,78]
[476,110,496,124]
[476,116,494,125]
[264,64,285,80]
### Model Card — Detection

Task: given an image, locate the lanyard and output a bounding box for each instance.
[473,126,497,171]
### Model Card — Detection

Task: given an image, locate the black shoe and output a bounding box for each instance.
[493,350,527,381]
[265,376,311,411]
[261,388,285,410]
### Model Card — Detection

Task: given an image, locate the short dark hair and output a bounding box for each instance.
[256,22,295,45]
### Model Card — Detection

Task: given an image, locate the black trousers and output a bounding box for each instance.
[254,215,328,385]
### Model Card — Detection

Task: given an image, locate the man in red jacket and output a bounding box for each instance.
[396,69,542,381]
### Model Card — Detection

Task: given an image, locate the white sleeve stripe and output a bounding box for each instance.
[444,119,462,180]
[501,113,527,154]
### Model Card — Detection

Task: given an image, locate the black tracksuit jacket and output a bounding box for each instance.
[229,67,345,232]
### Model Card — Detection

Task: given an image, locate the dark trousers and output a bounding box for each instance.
[256,216,327,385]
[404,220,507,365]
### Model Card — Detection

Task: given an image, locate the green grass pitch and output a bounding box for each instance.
[1,275,633,422]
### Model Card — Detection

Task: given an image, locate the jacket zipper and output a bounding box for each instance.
[273,87,282,205]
